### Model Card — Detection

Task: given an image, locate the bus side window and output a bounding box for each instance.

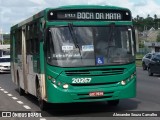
[29,24,33,54]
[35,22,40,54]
[33,22,39,55]
[35,38,39,54]
[16,29,22,55]
[26,25,31,55]
[46,29,55,60]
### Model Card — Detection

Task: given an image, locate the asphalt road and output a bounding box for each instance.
[0,67,160,120]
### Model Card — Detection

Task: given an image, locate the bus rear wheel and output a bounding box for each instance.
[107,100,119,106]
[36,82,47,110]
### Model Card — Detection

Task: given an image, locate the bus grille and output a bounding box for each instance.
[71,82,118,87]
[65,68,124,76]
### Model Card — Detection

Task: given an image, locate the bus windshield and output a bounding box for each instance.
[47,26,135,67]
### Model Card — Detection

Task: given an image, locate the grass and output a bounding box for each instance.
[136,60,142,67]
[136,54,144,67]
[136,54,144,59]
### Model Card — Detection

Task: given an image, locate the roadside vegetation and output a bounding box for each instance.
[136,54,143,67]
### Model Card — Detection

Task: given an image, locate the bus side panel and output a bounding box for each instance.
[40,41,46,100]
[26,55,37,96]
[17,55,25,89]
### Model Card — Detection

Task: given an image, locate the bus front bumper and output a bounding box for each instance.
[46,78,136,103]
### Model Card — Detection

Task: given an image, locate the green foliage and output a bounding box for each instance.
[136,54,144,59]
[1,34,10,44]
[139,42,144,48]
[3,39,10,44]
[133,14,160,32]
[3,34,10,40]
[136,60,142,67]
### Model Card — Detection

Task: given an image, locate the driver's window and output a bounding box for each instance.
[46,29,54,61]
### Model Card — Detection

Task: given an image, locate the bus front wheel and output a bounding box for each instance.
[107,100,119,106]
[36,82,47,110]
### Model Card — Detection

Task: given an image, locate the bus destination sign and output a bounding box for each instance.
[48,9,131,21]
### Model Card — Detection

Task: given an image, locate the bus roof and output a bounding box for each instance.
[57,5,129,10]
[11,5,131,31]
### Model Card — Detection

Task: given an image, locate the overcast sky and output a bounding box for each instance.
[0,0,160,33]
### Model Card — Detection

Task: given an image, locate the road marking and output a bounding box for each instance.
[158,78,160,80]
[23,105,31,109]
[7,94,12,96]
[0,86,33,111]
[12,97,18,100]
[17,101,23,104]
[4,91,8,93]
[0,89,4,91]
[40,118,46,120]
[0,87,33,111]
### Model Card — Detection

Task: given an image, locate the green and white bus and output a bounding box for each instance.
[10,5,136,110]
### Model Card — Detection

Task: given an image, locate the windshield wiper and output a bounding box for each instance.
[68,23,82,58]
[106,23,117,60]
[68,23,79,48]
[107,23,116,47]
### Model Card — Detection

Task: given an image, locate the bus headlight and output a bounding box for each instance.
[52,79,56,84]
[57,82,61,86]
[63,84,69,89]
[121,71,136,86]
[121,80,126,85]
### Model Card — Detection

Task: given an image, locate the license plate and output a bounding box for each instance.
[89,91,104,97]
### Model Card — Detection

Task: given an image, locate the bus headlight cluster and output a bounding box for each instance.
[51,79,56,84]
[121,71,136,86]
[48,75,69,89]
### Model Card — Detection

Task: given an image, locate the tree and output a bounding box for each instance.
[136,15,140,21]
[3,40,10,44]
[154,14,157,20]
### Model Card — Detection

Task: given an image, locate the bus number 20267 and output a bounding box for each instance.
[72,78,91,83]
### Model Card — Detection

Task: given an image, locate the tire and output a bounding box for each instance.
[142,62,147,70]
[107,100,119,106]
[36,82,48,110]
[17,72,25,96]
[148,67,153,76]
